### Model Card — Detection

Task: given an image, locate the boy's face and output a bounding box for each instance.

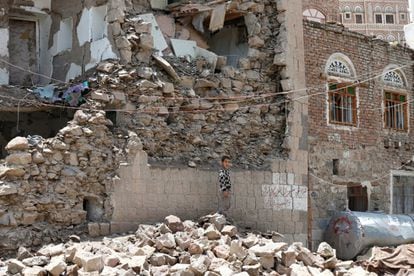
[222,159,231,169]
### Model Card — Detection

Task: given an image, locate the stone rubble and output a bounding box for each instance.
[0,214,378,276]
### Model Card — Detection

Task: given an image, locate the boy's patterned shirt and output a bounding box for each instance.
[218,169,231,191]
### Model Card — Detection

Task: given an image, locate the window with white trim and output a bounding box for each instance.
[329,83,357,126]
[355,14,363,24]
[383,69,408,131]
[385,14,395,24]
[384,92,407,131]
[375,13,383,23]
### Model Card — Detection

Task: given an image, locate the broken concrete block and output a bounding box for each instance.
[6,152,32,165]
[5,137,29,151]
[0,182,17,196]
[195,79,218,89]
[134,21,152,34]
[196,47,218,70]
[7,259,26,274]
[165,215,184,233]
[139,33,154,49]
[128,256,148,273]
[248,36,265,48]
[22,266,46,276]
[222,225,237,237]
[88,223,100,237]
[153,55,180,81]
[317,242,336,258]
[150,0,168,10]
[244,13,261,36]
[204,225,221,240]
[171,39,196,59]
[91,91,112,102]
[156,14,175,37]
[137,13,168,52]
[97,61,115,73]
[45,258,67,276]
[209,4,226,32]
[280,78,293,91]
[273,53,287,66]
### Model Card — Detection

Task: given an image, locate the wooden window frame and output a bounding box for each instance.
[328,83,357,126]
[384,91,408,131]
[385,13,395,24]
[375,13,383,24]
[355,13,363,24]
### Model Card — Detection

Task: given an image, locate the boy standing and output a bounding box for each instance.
[218,156,232,216]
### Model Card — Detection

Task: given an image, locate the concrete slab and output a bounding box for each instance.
[209,4,226,32]
[171,39,196,59]
[0,28,8,57]
[138,13,168,53]
[150,0,168,10]
[86,37,118,71]
[156,14,175,38]
[196,47,218,70]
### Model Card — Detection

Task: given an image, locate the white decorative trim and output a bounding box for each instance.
[325,53,356,79]
[382,64,407,88]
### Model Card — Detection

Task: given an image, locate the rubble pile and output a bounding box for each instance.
[87,0,288,168]
[0,108,141,252]
[0,214,377,276]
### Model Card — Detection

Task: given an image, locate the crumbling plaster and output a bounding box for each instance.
[0,0,119,85]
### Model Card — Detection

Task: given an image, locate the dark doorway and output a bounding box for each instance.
[0,109,73,159]
[9,19,38,86]
[348,185,368,211]
[83,197,104,222]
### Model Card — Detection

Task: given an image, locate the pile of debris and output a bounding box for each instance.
[0,107,141,251]
[81,0,288,168]
[0,214,377,276]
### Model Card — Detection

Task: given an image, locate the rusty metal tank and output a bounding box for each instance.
[324,211,414,260]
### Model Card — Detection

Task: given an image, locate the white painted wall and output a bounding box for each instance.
[0,28,9,85]
[410,0,414,22]
[33,0,51,11]
[77,5,108,47]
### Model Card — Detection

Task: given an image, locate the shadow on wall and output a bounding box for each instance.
[0,109,74,158]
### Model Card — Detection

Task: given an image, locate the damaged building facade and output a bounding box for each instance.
[0,0,309,252]
[303,0,414,248]
[0,0,413,255]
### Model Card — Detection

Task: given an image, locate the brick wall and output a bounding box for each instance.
[302,0,340,22]
[109,151,308,244]
[304,20,414,248]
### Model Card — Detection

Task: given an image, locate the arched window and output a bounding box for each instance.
[376,35,384,40]
[355,6,363,13]
[386,34,396,41]
[303,9,326,23]
[343,6,352,20]
[382,65,408,131]
[325,53,356,78]
[374,6,382,13]
[385,6,394,13]
[325,53,357,126]
[383,67,406,88]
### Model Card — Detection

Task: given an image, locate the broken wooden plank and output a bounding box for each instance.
[209,4,226,32]
[152,55,181,81]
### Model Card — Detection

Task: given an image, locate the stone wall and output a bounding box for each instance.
[109,150,308,245]
[303,20,414,249]
[0,109,128,251]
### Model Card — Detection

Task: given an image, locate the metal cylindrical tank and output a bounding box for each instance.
[324,211,414,260]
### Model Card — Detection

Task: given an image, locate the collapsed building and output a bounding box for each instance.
[0,0,413,261]
[0,0,308,254]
